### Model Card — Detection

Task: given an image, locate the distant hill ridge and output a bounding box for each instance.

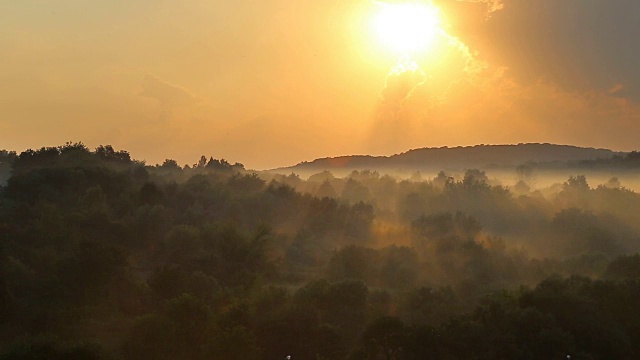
[278,144,623,173]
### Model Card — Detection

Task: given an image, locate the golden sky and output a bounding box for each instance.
[2,0,640,169]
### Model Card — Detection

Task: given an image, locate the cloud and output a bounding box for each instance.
[608,83,624,95]
[379,0,640,152]
[136,74,218,131]
[381,57,427,105]
[476,1,640,99]
[139,74,200,107]
[408,71,640,152]
[455,0,504,17]
[369,62,428,154]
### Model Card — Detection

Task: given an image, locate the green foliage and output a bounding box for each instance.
[148,265,220,302]
[3,143,640,359]
[398,286,461,327]
[209,326,260,360]
[604,253,640,280]
[549,208,623,257]
[342,179,371,204]
[159,159,181,171]
[0,337,109,360]
[122,314,178,360]
[123,294,217,360]
[0,150,17,185]
[328,246,378,282]
[353,317,408,360]
[56,240,127,303]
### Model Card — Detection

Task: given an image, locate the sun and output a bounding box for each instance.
[372,1,442,55]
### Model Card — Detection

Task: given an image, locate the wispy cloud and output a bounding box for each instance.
[139,74,200,107]
[456,0,504,17]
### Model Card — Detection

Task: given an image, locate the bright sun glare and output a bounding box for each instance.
[372,2,442,54]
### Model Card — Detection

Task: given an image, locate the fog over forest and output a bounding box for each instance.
[2,143,640,359]
[5,0,640,358]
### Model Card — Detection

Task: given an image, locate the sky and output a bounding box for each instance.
[2,0,640,169]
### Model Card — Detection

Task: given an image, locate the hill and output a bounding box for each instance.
[276,143,622,175]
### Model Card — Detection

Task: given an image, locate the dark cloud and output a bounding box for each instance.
[481,0,640,99]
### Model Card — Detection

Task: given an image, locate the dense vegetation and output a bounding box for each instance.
[2,143,640,359]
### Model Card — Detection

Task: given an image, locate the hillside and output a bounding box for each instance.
[277,143,621,175]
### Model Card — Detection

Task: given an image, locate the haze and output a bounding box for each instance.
[2,0,640,169]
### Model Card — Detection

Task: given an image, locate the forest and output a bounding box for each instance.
[2,143,640,359]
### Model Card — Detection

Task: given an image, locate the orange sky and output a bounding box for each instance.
[2,0,640,169]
